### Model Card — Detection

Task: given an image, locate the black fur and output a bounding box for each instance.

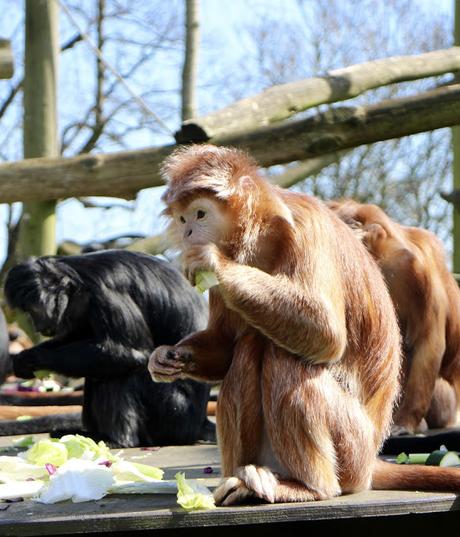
[0,309,10,385]
[4,250,214,448]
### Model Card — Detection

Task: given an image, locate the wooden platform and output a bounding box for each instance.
[0,434,460,537]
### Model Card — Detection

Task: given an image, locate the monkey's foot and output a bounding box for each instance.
[390,423,414,436]
[214,465,278,506]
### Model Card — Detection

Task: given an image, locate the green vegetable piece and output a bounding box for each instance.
[25,439,68,467]
[397,452,430,465]
[34,369,53,380]
[195,271,218,293]
[12,435,35,448]
[16,415,33,422]
[175,472,216,511]
[425,450,460,467]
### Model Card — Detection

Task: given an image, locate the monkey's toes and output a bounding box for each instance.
[236,465,277,503]
[214,477,254,506]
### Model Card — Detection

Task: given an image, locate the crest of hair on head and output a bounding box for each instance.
[160,145,260,205]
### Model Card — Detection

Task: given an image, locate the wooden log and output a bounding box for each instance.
[176,47,460,142]
[217,83,460,167]
[0,39,13,79]
[269,151,348,189]
[0,404,81,420]
[1,84,460,201]
[0,144,173,202]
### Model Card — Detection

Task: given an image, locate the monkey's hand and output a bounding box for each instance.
[183,244,224,286]
[12,348,42,379]
[148,345,194,383]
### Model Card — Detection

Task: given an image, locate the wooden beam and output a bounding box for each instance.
[176,47,460,142]
[0,39,13,79]
[1,84,460,202]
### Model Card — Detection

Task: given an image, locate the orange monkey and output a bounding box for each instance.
[149,145,460,505]
[329,199,460,435]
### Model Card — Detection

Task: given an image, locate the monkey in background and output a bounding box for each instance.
[329,199,460,435]
[149,144,460,506]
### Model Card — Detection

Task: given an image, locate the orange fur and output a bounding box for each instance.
[149,146,460,505]
[330,199,460,433]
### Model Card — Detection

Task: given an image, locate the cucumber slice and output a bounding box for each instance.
[425,450,460,467]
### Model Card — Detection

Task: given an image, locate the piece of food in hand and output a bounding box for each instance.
[194,271,218,293]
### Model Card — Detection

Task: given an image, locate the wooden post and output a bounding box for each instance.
[453,1,460,272]
[0,39,14,79]
[181,0,200,121]
[18,0,58,260]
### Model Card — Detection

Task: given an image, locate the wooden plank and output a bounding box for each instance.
[0,404,82,419]
[0,39,13,79]
[0,441,459,536]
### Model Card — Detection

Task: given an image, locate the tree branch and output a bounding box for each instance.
[176,47,460,142]
[1,83,460,201]
[0,39,13,79]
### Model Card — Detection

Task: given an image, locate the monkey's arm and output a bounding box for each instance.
[149,325,234,383]
[218,263,345,362]
[12,339,148,379]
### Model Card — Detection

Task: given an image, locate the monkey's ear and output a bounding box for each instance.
[363,223,387,244]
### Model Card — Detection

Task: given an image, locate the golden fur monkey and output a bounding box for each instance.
[149,145,460,505]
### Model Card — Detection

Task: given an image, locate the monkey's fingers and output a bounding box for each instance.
[150,369,183,383]
[148,358,184,383]
[236,465,277,503]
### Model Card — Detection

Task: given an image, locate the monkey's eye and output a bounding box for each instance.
[179,216,186,224]
[196,210,205,219]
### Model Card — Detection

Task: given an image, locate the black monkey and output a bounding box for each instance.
[4,250,214,447]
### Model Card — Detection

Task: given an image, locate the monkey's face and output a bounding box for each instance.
[172,197,230,251]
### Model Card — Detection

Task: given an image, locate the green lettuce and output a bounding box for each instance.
[195,271,218,293]
[175,472,216,511]
[24,439,68,467]
[111,460,164,482]
[59,434,117,462]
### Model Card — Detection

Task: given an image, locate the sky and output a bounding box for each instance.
[0,0,456,257]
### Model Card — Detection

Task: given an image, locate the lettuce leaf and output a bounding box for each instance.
[0,455,48,482]
[175,472,216,511]
[23,439,68,467]
[111,460,164,482]
[59,434,117,462]
[0,480,45,500]
[36,459,114,504]
[195,271,218,293]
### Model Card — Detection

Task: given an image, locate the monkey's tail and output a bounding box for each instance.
[372,459,460,491]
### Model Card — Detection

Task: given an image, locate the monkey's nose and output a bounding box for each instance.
[186,229,192,237]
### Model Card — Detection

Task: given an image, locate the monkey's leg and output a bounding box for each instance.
[263,350,375,500]
[216,351,376,505]
[393,326,445,433]
[216,334,264,477]
[425,378,457,429]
